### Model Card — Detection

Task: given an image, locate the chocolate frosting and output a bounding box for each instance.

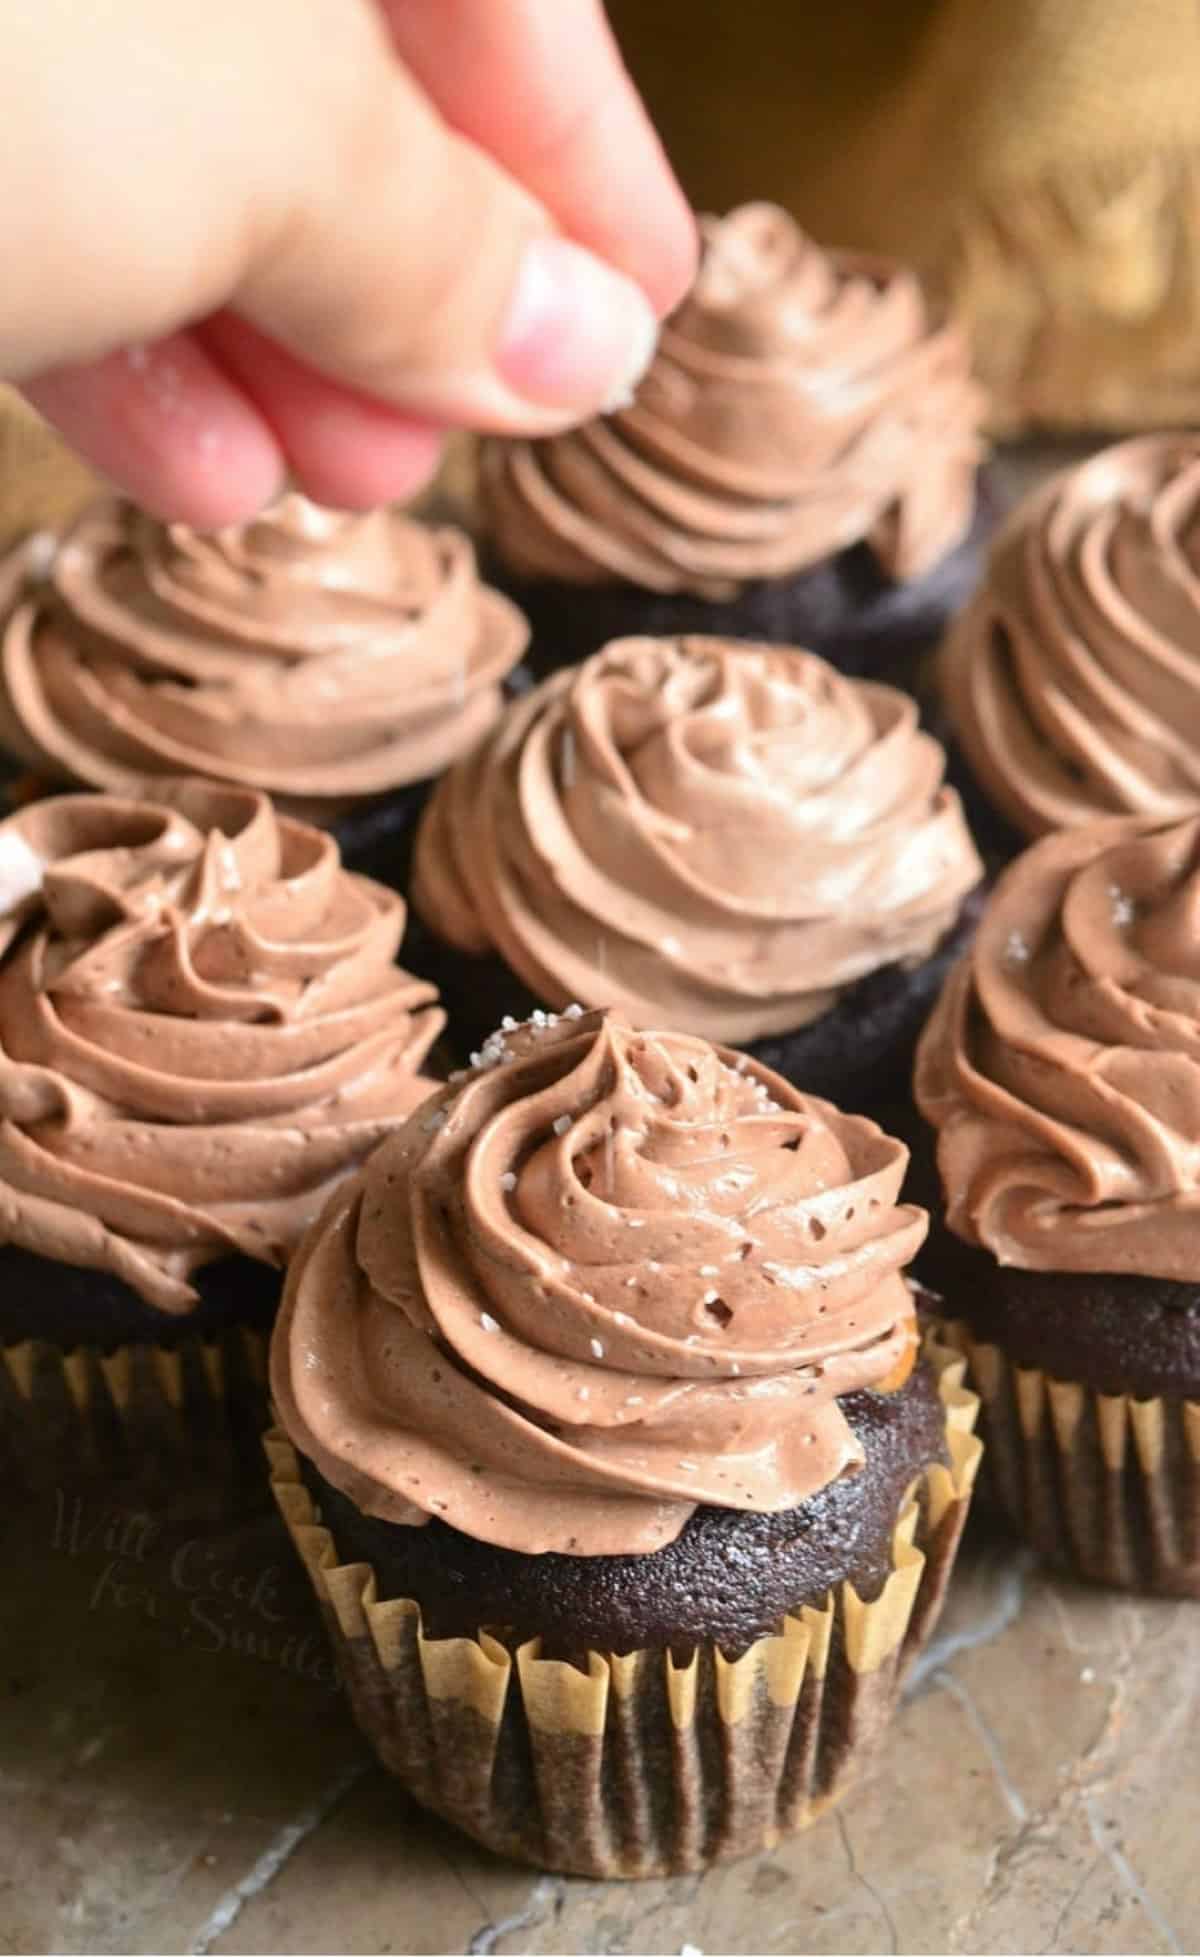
[916,814,1200,1277]
[0,495,527,808]
[272,1009,924,1555]
[0,781,442,1312]
[481,203,982,600]
[412,636,982,1044]
[942,435,1200,840]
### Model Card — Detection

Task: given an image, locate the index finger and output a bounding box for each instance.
[379,0,697,317]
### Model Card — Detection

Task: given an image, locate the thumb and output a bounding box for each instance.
[232,55,661,435]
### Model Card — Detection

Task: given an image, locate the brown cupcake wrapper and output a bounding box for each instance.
[1,1327,270,1506]
[266,1335,980,1878]
[937,1316,1200,1597]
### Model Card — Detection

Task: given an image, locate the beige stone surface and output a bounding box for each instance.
[1,1473,1196,1957]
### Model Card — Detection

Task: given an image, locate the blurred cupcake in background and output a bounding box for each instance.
[480,203,988,690]
[408,634,984,1112]
[0,778,442,1499]
[268,1007,980,1876]
[0,492,528,882]
[915,813,1200,1595]
[940,434,1200,862]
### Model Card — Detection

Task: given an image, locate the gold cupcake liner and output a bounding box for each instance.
[0,1327,270,1509]
[266,1337,980,1878]
[938,1317,1200,1597]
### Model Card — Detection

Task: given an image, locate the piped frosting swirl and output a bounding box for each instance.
[0,781,442,1311]
[916,814,1200,1277]
[0,494,527,808]
[942,435,1200,839]
[412,636,982,1044]
[482,203,982,599]
[271,1009,924,1555]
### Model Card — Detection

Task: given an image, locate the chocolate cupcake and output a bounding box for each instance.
[915,814,1200,1595]
[268,1008,980,1877]
[480,203,988,690]
[940,434,1200,862]
[0,779,442,1492]
[0,493,528,880]
[408,635,984,1111]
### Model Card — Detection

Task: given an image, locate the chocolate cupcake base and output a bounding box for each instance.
[403,884,985,1118]
[486,476,997,695]
[0,1249,278,1507]
[928,1251,1200,1596]
[266,1337,980,1878]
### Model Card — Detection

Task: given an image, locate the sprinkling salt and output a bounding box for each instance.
[590,1338,605,1359]
[23,531,57,581]
[1109,883,1135,928]
[479,1313,499,1333]
[0,832,45,912]
[553,1114,571,1136]
[499,1171,517,1193]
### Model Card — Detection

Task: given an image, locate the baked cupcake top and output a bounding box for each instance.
[942,435,1200,840]
[272,1008,924,1555]
[0,780,442,1311]
[412,636,983,1044]
[0,494,527,809]
[481,202,982,600]
[916,814,1200,1278]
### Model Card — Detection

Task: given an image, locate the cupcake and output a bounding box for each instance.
[0,778,442,1492]
[268,1008,980,1877]
[480,203,987,689]
[0,492,528,880]
[408,635,984,1111]
[940,434,1200,862]
[915,814,1200,1595]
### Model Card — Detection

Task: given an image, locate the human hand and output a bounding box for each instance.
[7,0,695,525]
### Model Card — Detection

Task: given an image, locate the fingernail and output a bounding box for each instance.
[496,235,659,416]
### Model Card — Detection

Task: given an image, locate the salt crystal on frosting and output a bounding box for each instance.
[479,1312,499,1333]
[552,1114,571,1135]
[0,832,45,913]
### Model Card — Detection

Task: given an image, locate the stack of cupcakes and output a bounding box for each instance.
[0,215,1003,1879]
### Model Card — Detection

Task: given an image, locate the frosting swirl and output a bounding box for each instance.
[0,781,442,1311]
[0,494,527,808]
[482,203,982,600]
[272,1009,924,1554]
[942,436,1200,841]
[412,636,982,1043]
[916,814,1200,1277]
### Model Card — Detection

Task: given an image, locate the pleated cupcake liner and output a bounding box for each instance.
[0,1327,270,1513]
[266,1336,980,1878]
[937,1316,1200,1597]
